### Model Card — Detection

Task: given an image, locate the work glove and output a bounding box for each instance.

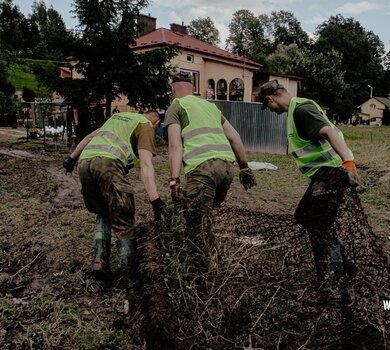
[342,160,359,187]
[239,164,257,191]
[63,156,77,173]
[169,177,182,202]
[150,197,167,221]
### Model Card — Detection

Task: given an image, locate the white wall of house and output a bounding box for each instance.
[359,97,385,125]
[269,74,298,97]
[171,51,255,102]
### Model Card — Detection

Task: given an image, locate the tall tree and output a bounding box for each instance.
[265,44,346,113]
[0,0,25,55]
[226,9,269,62]
[315,15,385,118]
[267,11,309,50]
[29,0,73,60]
[71,0,177,121]
[188,17,220,46]
[0,60,16,117]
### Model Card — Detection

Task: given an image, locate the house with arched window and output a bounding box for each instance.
[133,15,262,103]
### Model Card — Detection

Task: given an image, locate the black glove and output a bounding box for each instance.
[151,197,167,221]
[239,164,257,191]
[169,177,182,202]
[63,157,77,173]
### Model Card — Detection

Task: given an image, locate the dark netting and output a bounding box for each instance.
[136,184,390,350]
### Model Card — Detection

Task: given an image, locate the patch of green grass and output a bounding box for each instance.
[2,290,137,350]
[9,63,39,92]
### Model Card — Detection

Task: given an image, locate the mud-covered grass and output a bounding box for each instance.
[0,126,389,349]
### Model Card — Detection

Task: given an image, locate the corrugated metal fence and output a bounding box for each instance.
[212,100,288,154]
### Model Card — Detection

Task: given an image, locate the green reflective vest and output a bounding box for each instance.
[79,112,151,168]
[287,97,354,181]
[174,95,236,174]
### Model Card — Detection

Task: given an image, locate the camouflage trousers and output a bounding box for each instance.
[78,157,136,240]
[294,166,358,292]
[182,159,234,275]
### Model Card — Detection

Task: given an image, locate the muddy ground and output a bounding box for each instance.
[0,127,389,349]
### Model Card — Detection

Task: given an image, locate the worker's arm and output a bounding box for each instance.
[63,129,99,172]
[70,129,100,160]
[318,126,357,177]
[138,148,159,202]
[167,123,183,178]
[223,120,256,190]
[222,120,248,168]
[318,126,353,161]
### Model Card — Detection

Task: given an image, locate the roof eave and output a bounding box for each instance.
[133,42,262,69]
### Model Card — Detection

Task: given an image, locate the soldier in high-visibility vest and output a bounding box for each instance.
[259,80,359,296]
[62,110,166,284]
[164,71,256,276]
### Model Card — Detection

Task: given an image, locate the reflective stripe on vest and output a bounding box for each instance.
[175,95,236,174]
[79,112,149,167]
[292,138,327,158]
[300,149,338,174]
[84,130,134,166]
[287,97,353,181]
[183,144,233,162]
[183,127,225,142]
[291,128,342,159]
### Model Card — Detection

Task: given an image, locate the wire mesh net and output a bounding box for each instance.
[137,183,390,350]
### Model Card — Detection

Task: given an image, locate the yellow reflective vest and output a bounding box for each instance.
[173,95,236,174]
[79,112,151,168]
[287,97,353,181]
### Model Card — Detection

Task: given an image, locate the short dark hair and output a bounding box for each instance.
[171,71,193,84]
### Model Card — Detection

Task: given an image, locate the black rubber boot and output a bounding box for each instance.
[92,215,112,280]
[115,239,138,288]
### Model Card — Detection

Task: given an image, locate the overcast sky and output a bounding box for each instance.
[13,0,390,52]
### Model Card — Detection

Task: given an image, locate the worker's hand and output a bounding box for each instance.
[342,160,359,186]
[150,197,167,221]
[63,157,77,173]
[342,160,358,176]
[169,177,182,202]
[239,166,257,190]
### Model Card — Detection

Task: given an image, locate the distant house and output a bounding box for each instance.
[358,97,390,126]
[133,15,263,103]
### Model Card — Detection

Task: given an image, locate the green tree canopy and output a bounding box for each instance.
[226,9,269,62]
[265,44,346,114]
[266,11,309,50]
[70,0,177,121]
[314,14,385,116]
[0,0,26,55]
[29,0,74,60]
[188,17,220,46]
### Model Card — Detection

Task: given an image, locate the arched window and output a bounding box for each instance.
[217,79,227,100]
[229,78,244,101]
[206,79,215,100]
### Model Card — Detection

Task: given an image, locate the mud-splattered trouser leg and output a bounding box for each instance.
[294,167,349,295]
[78,157,137,281]
[183,159,234,286]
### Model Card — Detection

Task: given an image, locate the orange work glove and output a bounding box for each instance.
[342,160,358,176]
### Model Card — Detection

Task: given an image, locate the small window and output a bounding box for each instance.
[186,55,194,63]
[369,103,376,111]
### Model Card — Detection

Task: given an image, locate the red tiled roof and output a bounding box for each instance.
[134,28,262,69]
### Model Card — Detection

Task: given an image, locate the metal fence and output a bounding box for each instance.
[212,100,288,154]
